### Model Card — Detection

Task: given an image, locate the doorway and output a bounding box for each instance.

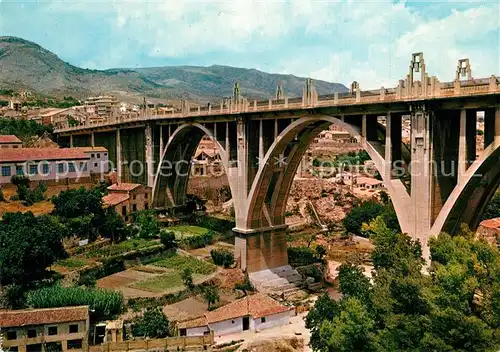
[243,316,250,331]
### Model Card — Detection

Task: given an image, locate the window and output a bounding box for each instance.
[179,328,187,337]
[42,163,50,175]
[133,195,136,200]
[132,204,137,212]
[104,153,107,157]
[67,339,82,350]
[58,163,65,174]
[48,326,58,335]
[16,165,24,175]
[122,206,127,217]
[97,153,101,158]
[91,153,95,158]
[231,320,235,324]
[144,203,149,210]
[7,330,17,340]
[82,163,87,171]
[7,347,18,352]
[27,344,42,352]
[94,163,98,167]
[27,328,37,338]
[1,166,11,177]
[261,317,266,323]
[29,164,38,175]
[69,324,79,334]
[68,163,76,172]
[145,193,148,199]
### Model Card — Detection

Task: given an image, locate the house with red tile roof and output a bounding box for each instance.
[0,306,89,352]
[177,293,295,337]
[476,217,500,245]
[0,134,22,148]
[103,183,151,222]
[0,147,109,185]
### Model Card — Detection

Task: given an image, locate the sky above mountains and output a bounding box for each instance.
[1,0,499,88]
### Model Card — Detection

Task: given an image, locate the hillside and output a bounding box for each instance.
[0,36,348,103]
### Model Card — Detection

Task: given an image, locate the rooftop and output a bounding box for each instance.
[74,146,108,153]
[103,193,130,206]
[107,183,142,192]
[0,306,89,328]
[204,293,292,324]
[479,218,500,230]
[0,148,90,163]
[0,135,22,144]
[356,176,383,185]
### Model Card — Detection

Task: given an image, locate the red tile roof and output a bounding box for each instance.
[0,306,89,328]
[204,293,292,324]
[103,193,130,206]
[479,218,500,229]
[74,147,108,153]
[0,148,90,163]
[0,135,22,144]
[107,183,142,192]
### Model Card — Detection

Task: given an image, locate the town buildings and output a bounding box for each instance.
[177,294,295,337]
[84,96,119,118]
[102,183,151,222]
[0,306,89,352]
[476,218,500,245]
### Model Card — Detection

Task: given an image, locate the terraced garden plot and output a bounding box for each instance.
[167,225,211,239]
[132,271,205,293]
[55,257,93,269]
[84,238,159,258]
[151,253,216,275]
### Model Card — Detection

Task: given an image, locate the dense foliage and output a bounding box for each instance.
[179,230,215,249]
[0,212,67,286]
[343,200,389,236]
[26,285,124,321]
[482,191,500,220]
[210,248,234,268]
[52,187,126,241]
[0,118,53,142]
[134,210,161,239]
[203,284,220,310]
[11,175,47,205]
[306,217,500,352]
[132,307,170,338]
[287,246,318,267]
[160,231,177,249]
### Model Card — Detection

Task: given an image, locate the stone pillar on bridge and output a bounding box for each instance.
[69,134,74,148]
[410,104,432,260]
[145,124,154,188]
[90,131,95,148]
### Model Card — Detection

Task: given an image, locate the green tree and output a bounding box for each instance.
[132,307,170,338]
[134,210,161,239]
[203,285,220,310]
[160,231,177,250]
[0,212,67,287]
[181,268,194,290]
[482,191,500,220]
[343,200,384,236]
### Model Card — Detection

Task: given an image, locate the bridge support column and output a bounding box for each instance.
[234,226,288,273]
[69,135,74,148]
[116,129,122,183]
[90,132,95,147]
[484,108,496,148]
[145,124,154,187]
[410,105,432,260]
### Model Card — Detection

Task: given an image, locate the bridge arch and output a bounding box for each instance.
[431,142,500,236]
[241,114,411,234]
[152,123,230,208]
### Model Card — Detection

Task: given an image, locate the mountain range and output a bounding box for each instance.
[0,36,348,103]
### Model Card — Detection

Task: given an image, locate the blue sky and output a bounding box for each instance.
[1,0,499,87]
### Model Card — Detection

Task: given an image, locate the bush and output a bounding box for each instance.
[134,210,161,239]
[160,231,177,250]
[197,216,235,233]
[288,246,317,267]
[210,248,234,268]
[132,307,170,338]
[297,265,323,282]
[26,285,124,320]
[179,230,215,249]
[343,200,384,236]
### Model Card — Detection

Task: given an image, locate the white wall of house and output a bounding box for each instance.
[84,151,110,174]
[185,326,210,337]
[209,317,244,336]
[252,310,294,331]
[0,160,92,184]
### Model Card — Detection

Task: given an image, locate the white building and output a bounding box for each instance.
[177,294,295,337]
[356,176,384,190]
[0,135,22,148]
[0,147,109,184]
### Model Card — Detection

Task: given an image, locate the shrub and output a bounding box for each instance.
[26,285,124,320]
[160,231,177,250]
[181,268,194,290]
[343,200,384,236]
[197,216,234,233]
[210,248,234,268]
[297,265,323,282]
[287,246,317,267]
[132,307,170,338]
[179,230,215,249]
